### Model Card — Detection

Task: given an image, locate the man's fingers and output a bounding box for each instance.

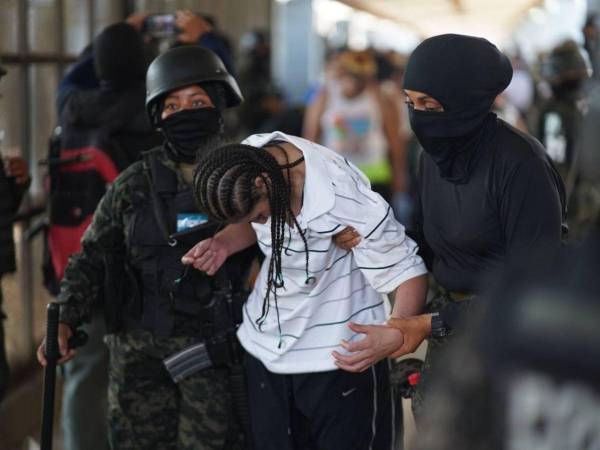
[57,349,76,365]
[348,322,370,334]
[192,239,211,258]
[192,249,214,268]
[206,262,219,276]
[350,236,361,246]
[193,259,211,272]
[335,358,373,373]
[182,240,209,262]
[37,342,76,366]
[59,336,69,357]
[36,343,47,366]
[332,349,370,366]
[340,337,370,353]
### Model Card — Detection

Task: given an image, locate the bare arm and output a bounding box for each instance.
[390,273,428,317]
[375,86,407,193]
[182,222,257,275]
[302,88,327,142]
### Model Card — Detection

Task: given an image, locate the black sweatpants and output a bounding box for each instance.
[245,353,396,450]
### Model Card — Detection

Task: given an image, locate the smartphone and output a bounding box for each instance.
[142,14,178,38]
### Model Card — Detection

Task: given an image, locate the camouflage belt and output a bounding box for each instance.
[438,286,476,302]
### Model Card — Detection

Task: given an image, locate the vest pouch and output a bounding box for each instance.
[166,265,215,318]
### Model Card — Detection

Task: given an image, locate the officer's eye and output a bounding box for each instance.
[404,99,414,109]
[165,103,179,111]
[191,99,206,108]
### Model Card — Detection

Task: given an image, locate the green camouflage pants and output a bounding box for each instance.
[412,291,476,424]
[104,330,244,450]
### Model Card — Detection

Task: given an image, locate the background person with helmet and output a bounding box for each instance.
[36,45,255,450]
[537,40,593,238]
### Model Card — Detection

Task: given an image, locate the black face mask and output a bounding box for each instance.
[160,108,224,164]
[409,108,497,183]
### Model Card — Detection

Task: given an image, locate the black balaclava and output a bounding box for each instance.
[94,23,146,90]
[158,82,227,164]
[404,34,513,183]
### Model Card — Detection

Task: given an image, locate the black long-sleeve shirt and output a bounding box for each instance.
[411,118,564,294]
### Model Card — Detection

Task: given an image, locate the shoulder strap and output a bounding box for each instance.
[142,151,178,246]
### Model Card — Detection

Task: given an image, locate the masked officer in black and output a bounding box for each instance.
[37,46,254,450]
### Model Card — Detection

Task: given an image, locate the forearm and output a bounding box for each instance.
[388,137,408,192]
[390,273,428,317]
[217,222,258,256]
[302,90,326,141]
[57,252,105,328]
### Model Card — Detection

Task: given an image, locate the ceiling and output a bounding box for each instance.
[339,0,542,43]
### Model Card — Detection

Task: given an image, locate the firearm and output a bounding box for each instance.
[163,269,253,448]
[40,303,88,450]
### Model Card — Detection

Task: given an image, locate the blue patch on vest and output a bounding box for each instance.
[177,213,208,232]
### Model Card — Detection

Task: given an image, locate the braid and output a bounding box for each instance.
[194,143,311,337]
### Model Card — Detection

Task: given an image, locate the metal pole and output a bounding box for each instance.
[56,0,65,78]
[88,0,95,43]
[17,0,35,358]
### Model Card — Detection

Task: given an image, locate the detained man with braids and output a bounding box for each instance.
[37,46,256,449]
[182,131,428,449]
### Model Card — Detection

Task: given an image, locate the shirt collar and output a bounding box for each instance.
[242,132,335,226]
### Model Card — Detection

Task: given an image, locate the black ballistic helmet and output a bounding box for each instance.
[145,45,243,122]
[541,40,593,85]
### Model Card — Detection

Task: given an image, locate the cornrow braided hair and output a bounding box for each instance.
[193,142,312,343]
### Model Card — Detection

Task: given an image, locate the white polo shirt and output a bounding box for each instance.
[237,132,427,374]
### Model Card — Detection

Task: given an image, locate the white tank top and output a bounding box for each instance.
[320,84,387,169]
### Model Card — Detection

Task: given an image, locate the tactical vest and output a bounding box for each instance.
[121,149,254,337]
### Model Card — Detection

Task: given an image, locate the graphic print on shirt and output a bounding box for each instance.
[328,114,372,159]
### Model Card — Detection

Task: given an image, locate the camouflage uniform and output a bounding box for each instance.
[412,289,477,422]
[104,331,242,450]
[58,148,245,450]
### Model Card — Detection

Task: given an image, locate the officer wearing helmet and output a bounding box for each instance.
[537,41,592,236]
[37,46,254,450]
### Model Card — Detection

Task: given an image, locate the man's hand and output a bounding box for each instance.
[175,10,212,44]
[387,314,431,358]
[37,323,76,366]
[181,236,228,276]
[5,156,30,185]
[333,226,361,252]
[332,322,404,373]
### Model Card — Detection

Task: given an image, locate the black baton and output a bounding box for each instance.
[40,302,59,450]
